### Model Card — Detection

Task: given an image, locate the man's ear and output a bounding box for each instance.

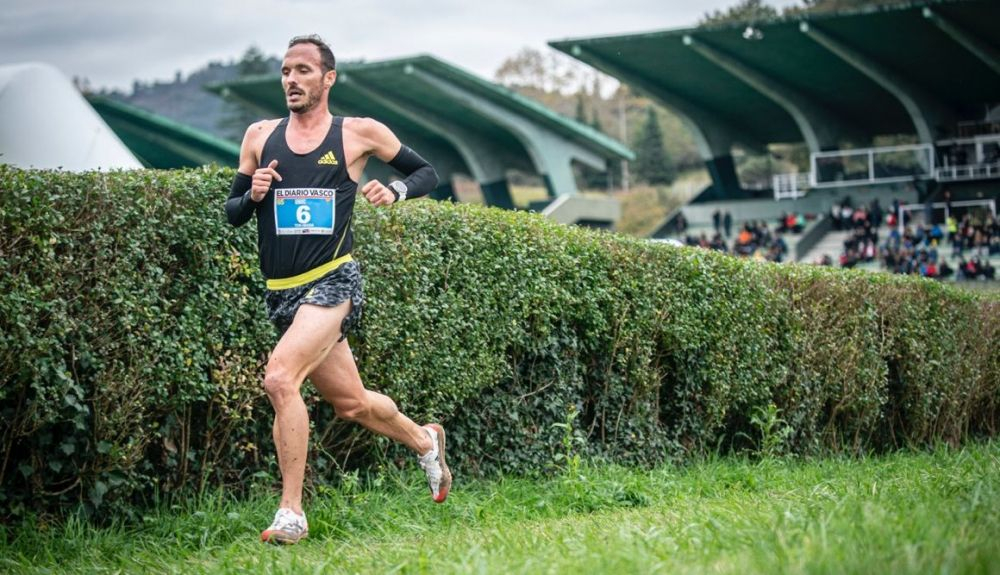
[325,70,337,88]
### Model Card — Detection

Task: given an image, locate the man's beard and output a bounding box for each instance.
[287,90,321,113]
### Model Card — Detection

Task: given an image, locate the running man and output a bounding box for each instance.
[224,34,451,545]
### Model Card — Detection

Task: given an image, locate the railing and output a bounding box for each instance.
[772,172,810,200]
[810,143,935,188]
[741,180,772,191]
[956,120,1000,138]
[770,140,996,197]
[935,162,1000,182]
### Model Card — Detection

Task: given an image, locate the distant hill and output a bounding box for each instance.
[102,56,280,142]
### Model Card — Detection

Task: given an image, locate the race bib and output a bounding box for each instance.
[274,188,336,235]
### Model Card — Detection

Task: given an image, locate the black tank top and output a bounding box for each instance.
[255,116,357,280]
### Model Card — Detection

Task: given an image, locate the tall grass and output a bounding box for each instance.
[3,441,998,574]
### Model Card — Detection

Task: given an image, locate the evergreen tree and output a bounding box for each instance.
[634,106,675,186]
[586,110,609,189]
[571,95,603,190]
[218,46,278,140]
[590,110,625,189]
[590,109,603,133]
[237,46,271,77]
[571,95,619,191]
[574,94,587,124]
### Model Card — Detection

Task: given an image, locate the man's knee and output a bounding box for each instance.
[263,365,300,404]
[334,395,371,422]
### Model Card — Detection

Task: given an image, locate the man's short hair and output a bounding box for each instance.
[288,34,336,72]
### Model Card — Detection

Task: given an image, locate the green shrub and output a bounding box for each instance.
[1,166,997,519]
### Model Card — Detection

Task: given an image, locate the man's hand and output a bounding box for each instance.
[361,180,396,207]
[251,160,282,202]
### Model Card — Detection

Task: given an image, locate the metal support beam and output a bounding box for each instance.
[431,182,455,202]
[341,75,509,184]
[566,43,762,159]
[409,68,603,197]
[801,22,956,143]
[924,7,1000,78]
[480,179,515,209]
[684,34,858,152]
[699,155,743,202]
[563,44,757,199]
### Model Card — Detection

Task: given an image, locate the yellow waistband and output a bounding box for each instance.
[266,254,353,291]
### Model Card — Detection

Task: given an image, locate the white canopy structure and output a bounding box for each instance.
[0,62,141,171]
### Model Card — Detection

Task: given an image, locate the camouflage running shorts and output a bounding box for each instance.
[264,260,363,340]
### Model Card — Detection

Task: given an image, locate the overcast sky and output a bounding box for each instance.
[0,0,802,92]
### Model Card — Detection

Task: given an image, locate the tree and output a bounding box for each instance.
[570,95,622,190]
[590,109,624,189]
[494,47,581,94]
[700,0,779,26]
[585,109,609,189]
[218,46,279,140]
[572,95,605,189]
[574,94,587,125]
[633,106,676,186]
[237,46,271,77]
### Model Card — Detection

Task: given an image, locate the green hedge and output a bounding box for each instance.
[1,166,998,518]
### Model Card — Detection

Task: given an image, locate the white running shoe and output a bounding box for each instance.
[417,424,452,503]
[260,508,308,544]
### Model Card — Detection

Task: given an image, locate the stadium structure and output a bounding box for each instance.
[87,96,240,169]
[552,0,999,265]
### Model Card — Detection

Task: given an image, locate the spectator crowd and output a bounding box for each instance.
[666,196,996,282]
[674,209,813,263]
[829,196,998,281]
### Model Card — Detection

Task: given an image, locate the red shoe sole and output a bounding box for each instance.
[426,423,452,503]
[260,529,307,544]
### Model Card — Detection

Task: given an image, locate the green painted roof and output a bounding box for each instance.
[352,55,633,160]
[209,55,633,172]
[550,0,1000,146]
[87,96,240,168]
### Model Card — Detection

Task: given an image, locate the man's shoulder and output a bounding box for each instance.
[239,119,284,158]
[237,118,285,169]
[342,116,385,136]
[245,118,284,139]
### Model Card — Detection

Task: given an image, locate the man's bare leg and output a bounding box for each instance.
[263,301,350,515]
[264,298,452,537]
[310,337,451,502]
[309,340,431,454]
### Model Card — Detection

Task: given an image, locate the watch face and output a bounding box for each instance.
[392,181,408,193]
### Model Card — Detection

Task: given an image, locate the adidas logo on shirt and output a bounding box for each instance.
[318,151,338,165]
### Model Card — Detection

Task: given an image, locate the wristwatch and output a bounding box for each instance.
[388,180,408,202]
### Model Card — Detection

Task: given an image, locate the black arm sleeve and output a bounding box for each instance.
[225,172,255,227]
[388,146,439,200]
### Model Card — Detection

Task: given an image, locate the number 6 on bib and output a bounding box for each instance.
[296,205,312,224]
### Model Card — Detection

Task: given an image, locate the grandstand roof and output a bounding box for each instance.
[347,56,632,160]
[551,0,1000,152]
[87,96,239,168]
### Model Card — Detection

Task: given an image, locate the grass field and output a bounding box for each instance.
[3,441,998,574]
